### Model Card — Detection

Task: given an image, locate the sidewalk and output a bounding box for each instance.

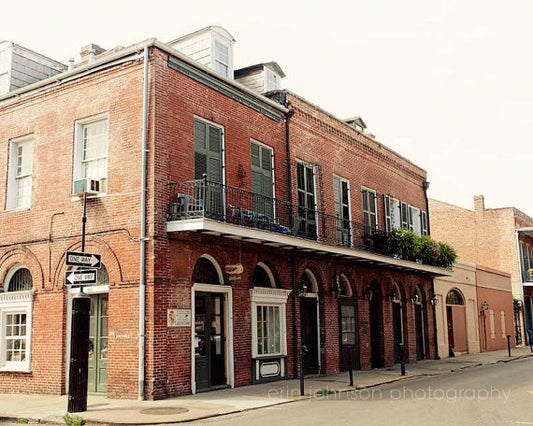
[1,347,531,425]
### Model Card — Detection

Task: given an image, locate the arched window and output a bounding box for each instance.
[412,286,423,305]
[7,267,33,292]
[446,289,464,305]
[338,274,353,298]
[1,265,33,371]
[192,257,221,284]
[251,263,275,288]
[391,282,402,304]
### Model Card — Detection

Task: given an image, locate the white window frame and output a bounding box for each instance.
[6,135,33,211]
[0,265,34,372]
[213,38,232,78]
[73,113,109,194]
[250,287,291,359]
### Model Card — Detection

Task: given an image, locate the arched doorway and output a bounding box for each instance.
[368,280,383,368]
[391,282,404,363]
[192,255,232,393]
[413,286,426,360]
[446,289,467,354]
[298,269,320,374]
[338,274,360,371]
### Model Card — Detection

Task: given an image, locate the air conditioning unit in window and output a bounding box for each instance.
[73,177,102,195]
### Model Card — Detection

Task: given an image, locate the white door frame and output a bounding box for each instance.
[191,283,234,394]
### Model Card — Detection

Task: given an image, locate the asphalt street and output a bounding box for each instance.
[192,357,533,426]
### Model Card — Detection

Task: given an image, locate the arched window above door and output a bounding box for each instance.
[192,256,222,284]
[446,289,464,305]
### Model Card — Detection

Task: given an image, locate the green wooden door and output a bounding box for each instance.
[88,294,108,393]
[194,119,224,218]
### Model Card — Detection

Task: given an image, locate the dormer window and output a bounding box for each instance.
[265,69,280,92]
[214,40,230,78]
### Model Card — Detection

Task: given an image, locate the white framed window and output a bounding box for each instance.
[213,39,230,78]
[0,265,34,372]
[362,187,377,233]
[73,114,108,193]
[6,136,33,210]
[250,286,291,359]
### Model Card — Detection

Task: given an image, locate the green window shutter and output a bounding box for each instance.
[195,119,223,183]
[384,195,391,232]
[251,141,273,197]
[333,176,341,219]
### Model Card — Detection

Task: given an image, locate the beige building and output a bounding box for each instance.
[430,195,530,345]
[434,260,514,358]
[434,260,480,357]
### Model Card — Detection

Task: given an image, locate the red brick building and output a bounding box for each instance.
[0,27,450,400]
[430,196,533,346]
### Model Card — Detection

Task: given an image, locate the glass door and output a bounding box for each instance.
[88,294,108,393]
[195,292,227,392]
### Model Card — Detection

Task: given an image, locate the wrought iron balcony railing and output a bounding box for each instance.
[167,178,389,254]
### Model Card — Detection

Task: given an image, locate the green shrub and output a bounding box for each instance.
[63,413,85,426]
[436,241,457,268]
[387,228,456,268]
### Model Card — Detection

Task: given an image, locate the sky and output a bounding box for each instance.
[3,0,533,216]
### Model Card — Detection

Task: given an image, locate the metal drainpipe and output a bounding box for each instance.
[283,94,299,378]
[138,45,149,401]
[423,180,439,360]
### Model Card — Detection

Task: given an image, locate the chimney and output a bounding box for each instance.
[80,43,106,63]
[474,195,485,212]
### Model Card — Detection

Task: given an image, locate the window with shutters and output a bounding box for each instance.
[0,265,33,372]
[251,141,274,218]
[362,187,377,235]
[421,211,428,235]
[333,176,351,246]
[520,242,533,282]
[194,118,224,217]
[296,162,317,239]
[400,202,409,229]
[6,136,33,210]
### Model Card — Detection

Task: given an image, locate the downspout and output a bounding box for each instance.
[138,45,150,400]
[423,180,439,359]
[283,93,299,378]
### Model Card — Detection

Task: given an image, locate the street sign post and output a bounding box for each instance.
[65,269,98,286]
[66,251,101,269]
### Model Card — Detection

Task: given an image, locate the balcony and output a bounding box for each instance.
[166,179,451,276]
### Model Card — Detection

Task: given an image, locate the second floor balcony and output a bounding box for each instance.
[166,178,451,277]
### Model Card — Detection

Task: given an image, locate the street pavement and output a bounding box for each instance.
[0,346,531,425]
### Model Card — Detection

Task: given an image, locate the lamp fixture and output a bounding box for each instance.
[298,283,308,298]
[430,295,438,306]
[410,293,420,304]
[480,301,489,314]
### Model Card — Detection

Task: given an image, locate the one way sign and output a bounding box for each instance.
[66,251,101,268]
[65,269,98,285]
